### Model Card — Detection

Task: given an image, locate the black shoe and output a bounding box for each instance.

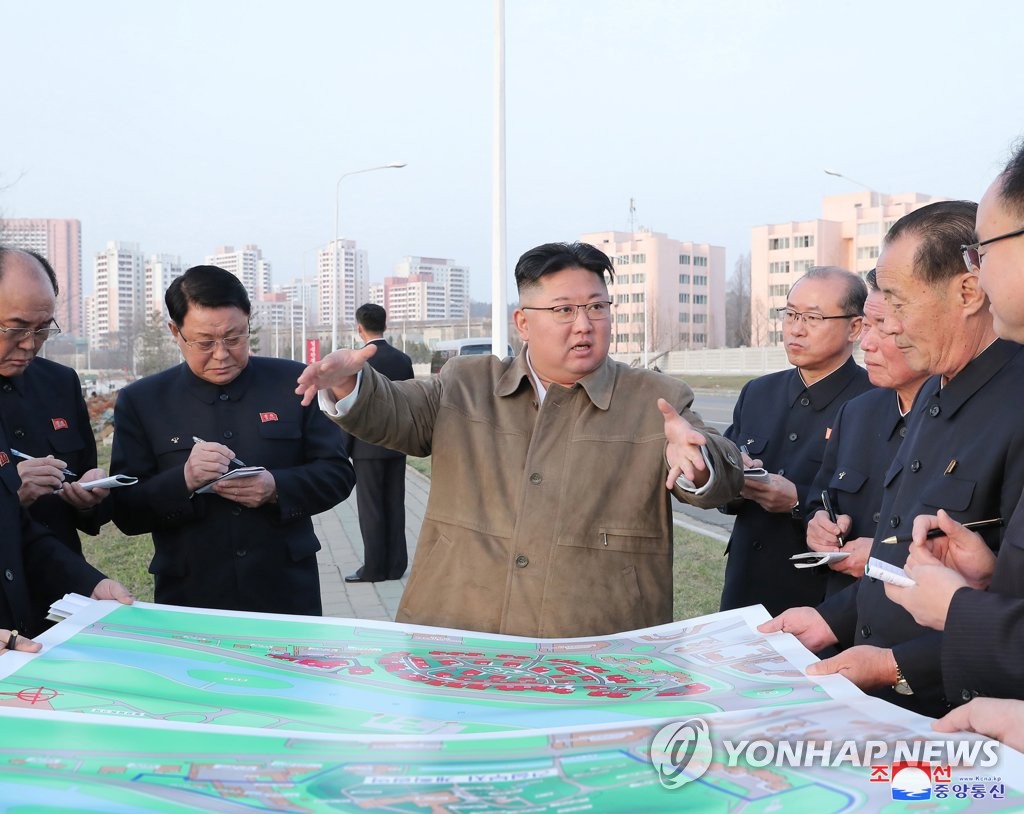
[344,572,369,583]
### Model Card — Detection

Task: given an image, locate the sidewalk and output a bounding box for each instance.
[313,466,429,621]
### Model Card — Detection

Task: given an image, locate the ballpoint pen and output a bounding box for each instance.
[821,489,845,548]
[191,436,246,467]
[879,517,1002,545]
[9,448,77,478]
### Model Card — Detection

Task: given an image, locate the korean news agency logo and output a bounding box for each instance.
[872,761,947,801]
[650,718,713,789]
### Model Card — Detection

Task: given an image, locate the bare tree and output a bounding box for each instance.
[725,253,752,347]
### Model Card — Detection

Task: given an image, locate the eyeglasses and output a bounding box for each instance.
[961,225,1024,272]
[179,331,250,353]
[0,320,61,343]
[774,307,858,327]
[520,301,613,323]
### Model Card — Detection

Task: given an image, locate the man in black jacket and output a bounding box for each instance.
[345,303,415,583]
[109,266,355,615]
[720,266,872,616]
[0,247,111,556]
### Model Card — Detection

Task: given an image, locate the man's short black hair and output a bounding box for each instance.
[997,139,1024,221]
[355,303,387,334]
[514,242,614,293]
[165,265,251,327]
[883,200,978,285]
[0,246,58,295]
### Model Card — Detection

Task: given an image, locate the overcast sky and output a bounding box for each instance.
[3,0,1022,301]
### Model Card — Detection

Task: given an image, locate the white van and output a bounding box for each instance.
[430,338,514,374]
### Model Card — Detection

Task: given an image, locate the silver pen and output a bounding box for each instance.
[10,448,77,478]
[191,436,246,467]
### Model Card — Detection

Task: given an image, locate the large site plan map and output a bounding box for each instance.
[0,600,1020,811]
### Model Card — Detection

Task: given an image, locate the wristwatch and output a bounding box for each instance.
[893,662,914,696]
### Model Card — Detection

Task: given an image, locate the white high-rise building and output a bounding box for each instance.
[0,218,83,336]
[317,239,368,329]
[143,254,182,319]
[581,229,726,354]
[205,245,272,300]
[91,241,144,348]
[380,256,470,322]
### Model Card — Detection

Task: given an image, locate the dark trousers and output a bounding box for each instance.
[352,457,408,581]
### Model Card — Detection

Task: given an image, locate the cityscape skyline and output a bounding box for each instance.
[3,1,1021,307]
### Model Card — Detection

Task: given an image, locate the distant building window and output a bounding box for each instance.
[769,284,788,296]
[769,237,791,250]
[693,256,708,267]
[693,294,707,304]
[678,312,690,323]
[693,275,708,286]
[679,293,690,303]
[693,333,706,343]
[631,253,646,264]
[856,222,880,236]
[616,313,629,323]
[678,273,690,284]
[618,255,630,265]
[630,273,645,284]
[793,235,814,248]
[768,261,791,275]
[856,245,881,260]
[679,254,691,265]
[693,313,707,323]
[793,259,814,274]
[616,333,629,343]
[631,293,643,303]
[679,331,690,343]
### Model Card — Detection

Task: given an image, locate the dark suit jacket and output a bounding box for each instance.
[0,426,105,637]
[803,388,912,595]
[348,339,414,460]
[819,339,1024,716]
[721,356,873,615]
[0,358,104,554]
[109,356,355,615]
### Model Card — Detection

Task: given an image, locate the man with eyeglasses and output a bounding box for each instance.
[296,241,744,637]
[0,248,113,560]
[0,247,134,645]
[762,200,1024,718]
[719,267,872,617]
[109,265,355,615]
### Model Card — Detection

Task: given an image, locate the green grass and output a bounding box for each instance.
[83,444,155,601]
[407,456,432,478]
[672,526,725,620]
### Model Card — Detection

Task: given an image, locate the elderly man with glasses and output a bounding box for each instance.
[719,267,871,618]
[109,265,355,615]
[297,241,744,638]
[0,247,112,562]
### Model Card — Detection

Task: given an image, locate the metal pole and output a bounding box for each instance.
[490,0,508,359]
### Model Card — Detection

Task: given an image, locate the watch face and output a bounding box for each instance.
[894,680,914,696]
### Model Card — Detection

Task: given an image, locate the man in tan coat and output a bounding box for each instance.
[297,241,743,637]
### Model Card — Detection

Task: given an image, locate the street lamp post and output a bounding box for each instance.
[824,169,885,275]
[332,161,407,351]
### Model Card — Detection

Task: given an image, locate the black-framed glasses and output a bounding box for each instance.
[520,301,613,324]
[0,320,61,343]
[179,331,250,353]
[961,225,1024,272]
[774,307,858,327]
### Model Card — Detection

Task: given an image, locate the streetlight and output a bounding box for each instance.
[823,168,881,206]
[332,161,407,351]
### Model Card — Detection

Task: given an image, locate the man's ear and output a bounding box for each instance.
[167,321,179,339]
[959,271,988,314]
[513,308,529,342]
